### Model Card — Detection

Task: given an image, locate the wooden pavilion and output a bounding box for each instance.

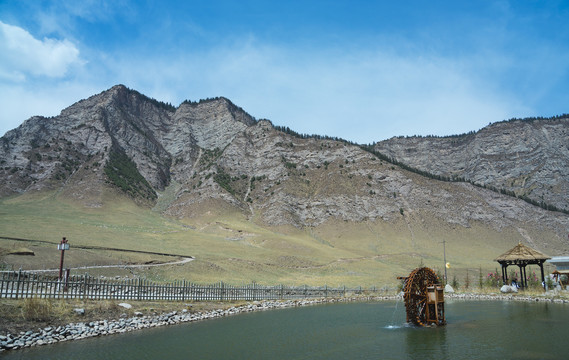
[495,242,551,290]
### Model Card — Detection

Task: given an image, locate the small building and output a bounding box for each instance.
[495,242,551,289]
[547,256,569,271]
[547,256,569,287]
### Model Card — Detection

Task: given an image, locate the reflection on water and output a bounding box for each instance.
[4,300,569,360]
[405,325,448,360]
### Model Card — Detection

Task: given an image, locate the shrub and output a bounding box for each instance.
[104,148,156,200]
[214,169,235,195]
[485,269,502,288]
[21,298,53,321]
[451,274,460,289]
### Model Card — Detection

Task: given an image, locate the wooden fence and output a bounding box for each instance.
[0,270,380,301]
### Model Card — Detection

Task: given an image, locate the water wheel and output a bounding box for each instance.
[402,267,446,326]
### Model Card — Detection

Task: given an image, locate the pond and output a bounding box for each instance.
[4,300,568,359]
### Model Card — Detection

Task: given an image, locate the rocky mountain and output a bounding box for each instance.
[373,117,569,213]
[1,85,568,257]
[0,85,255,206]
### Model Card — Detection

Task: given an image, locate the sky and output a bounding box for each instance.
[1,1,568,144]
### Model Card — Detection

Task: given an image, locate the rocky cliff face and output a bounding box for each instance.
[1,86,567,254]
[0,85,255,205]
[373,118,569,213]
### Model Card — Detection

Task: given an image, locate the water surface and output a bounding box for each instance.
[5,300,568,359]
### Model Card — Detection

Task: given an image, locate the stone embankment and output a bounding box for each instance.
[0,296,396,352]
[446,292,569,303]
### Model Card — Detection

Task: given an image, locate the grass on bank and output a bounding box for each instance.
[0,297,252,335]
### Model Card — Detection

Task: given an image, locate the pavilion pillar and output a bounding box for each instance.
[500,263,509,285]
[517,265,524,289]
[539,262,546,290]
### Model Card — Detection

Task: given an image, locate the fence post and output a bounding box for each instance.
[325,284,328,299]
[220,281,224,301]
[136,278,141,301]
[83,274,88,300]
[15,269,22,299]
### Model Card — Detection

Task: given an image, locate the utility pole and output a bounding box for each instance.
[443,239,448,285]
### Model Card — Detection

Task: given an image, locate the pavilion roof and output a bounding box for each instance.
[495,242,551,262]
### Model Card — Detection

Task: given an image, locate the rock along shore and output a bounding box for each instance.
[446,292,569,303]
[1,293,567,353]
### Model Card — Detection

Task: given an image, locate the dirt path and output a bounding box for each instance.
[0,235,194,273]
[24,256,194,273]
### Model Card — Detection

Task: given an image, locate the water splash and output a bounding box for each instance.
[386,293,404,329]
[385,324,401,329]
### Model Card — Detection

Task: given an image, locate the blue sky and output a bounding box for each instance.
[1,1,568,143]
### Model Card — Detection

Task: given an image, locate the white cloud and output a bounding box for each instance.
[0,21,82,80]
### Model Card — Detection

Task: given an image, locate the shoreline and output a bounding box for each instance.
[1,292,567,353]
[445,292,569,303]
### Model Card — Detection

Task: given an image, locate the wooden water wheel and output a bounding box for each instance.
[402,267,446,326]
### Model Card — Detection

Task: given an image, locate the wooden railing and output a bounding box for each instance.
[0,270,379,301]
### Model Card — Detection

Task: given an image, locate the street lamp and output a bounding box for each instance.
[57,237,69,280]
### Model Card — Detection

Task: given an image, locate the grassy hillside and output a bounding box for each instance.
[0,190,556,289]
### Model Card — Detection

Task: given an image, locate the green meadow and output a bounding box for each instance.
[0,191,553,289]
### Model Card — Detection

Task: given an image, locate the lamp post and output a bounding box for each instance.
[58,237,69,280]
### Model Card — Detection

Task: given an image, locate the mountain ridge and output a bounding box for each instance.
[1,85,567,264]
[374,116,569,213]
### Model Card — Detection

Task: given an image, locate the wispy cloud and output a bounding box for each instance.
[0,32,529,142]
[105,40,528,142]
[2,1,568,143]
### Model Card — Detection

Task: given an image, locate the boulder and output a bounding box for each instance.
[118,303,132,309]
[500,285,518,293]
[444,284,454,293]
[73,308,85,315]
